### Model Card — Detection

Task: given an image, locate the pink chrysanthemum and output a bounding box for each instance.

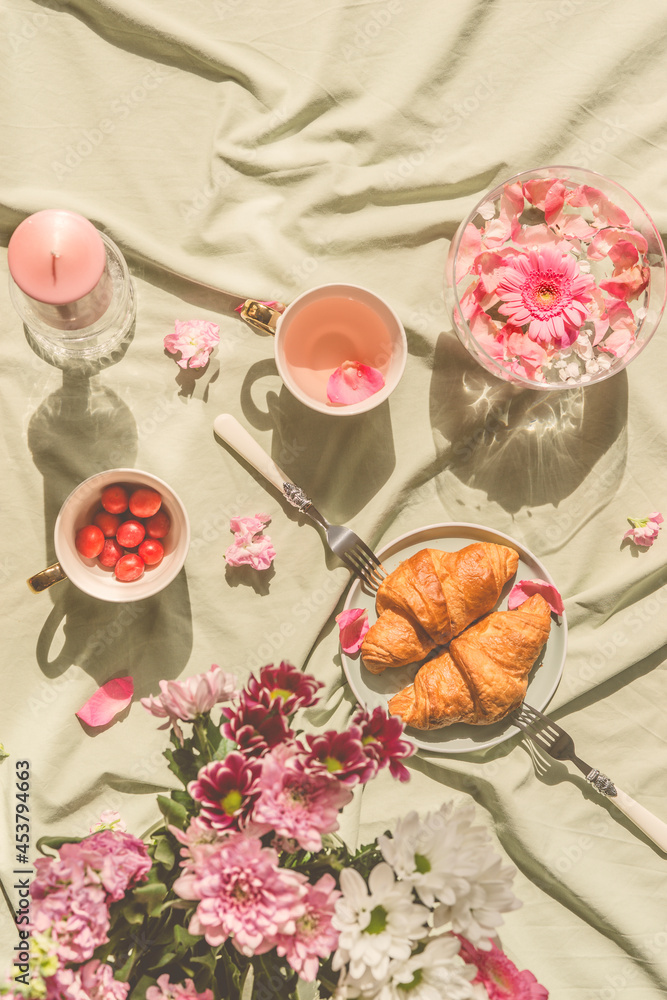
[497,246,596,348]
[221,692,291,756]
[245,662,324,716]
[188,752,262,831]
[352,705,415,782]
[173,832,307,955]
[458,937,549,999]
[251,743,353,851]
[275,873,341,981]
[141,664,238,743]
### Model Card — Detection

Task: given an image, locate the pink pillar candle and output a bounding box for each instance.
[8,210,113,330]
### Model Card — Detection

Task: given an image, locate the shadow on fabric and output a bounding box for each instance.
[429,332,628,515]
[27,372,193,691]
[238,359,397,521]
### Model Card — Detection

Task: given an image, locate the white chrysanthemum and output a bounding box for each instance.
[378,801,520,943]
[375,937,477,1000]
[331,862,429,983]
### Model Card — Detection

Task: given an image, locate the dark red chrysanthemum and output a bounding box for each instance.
[245,662,324,716]
[302,727,370,786]
[352,705,415,782]
[188,751,261,831]
[221,692,291,756]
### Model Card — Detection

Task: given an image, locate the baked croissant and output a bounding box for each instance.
[387,593,551,729]
[361,543,519,674]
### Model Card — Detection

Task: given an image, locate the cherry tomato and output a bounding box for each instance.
[115,553,145,582]
[116,519,146,548]
[129,487,162,518]
[145,509,170,539]
[94,510,122,537]
[101,484,129,514]
[138,538,164,566]
[98,537,123,568]
[75,524,105,559]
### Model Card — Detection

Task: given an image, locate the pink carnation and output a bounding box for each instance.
[251,743,353,851]
[275,873,341,981]
[30,856,110,963]
[164,319,220,369]
[60,829,151,901]
[624,512,663,548]
[141,664,238,742]
[146,974,213,1000]
[225,514,276,571]
[173,831,307,955]
[46,960,130,1000]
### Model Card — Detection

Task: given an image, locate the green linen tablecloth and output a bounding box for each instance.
[1,0,667,996]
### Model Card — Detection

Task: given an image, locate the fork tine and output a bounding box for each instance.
[346,545,386,589]
[350,537,386,575]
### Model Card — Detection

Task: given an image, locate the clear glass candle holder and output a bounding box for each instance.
[444,166,666,390]
[9,231,136,366]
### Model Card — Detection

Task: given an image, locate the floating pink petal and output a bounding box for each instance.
[335,608,370,654]
[76,677,134,727]
[523,177,559,210]
[456,223,482,282]
[508,579,564,615]
[326,361,384,405]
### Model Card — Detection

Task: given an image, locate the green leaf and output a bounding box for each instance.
[152,834,176,868]
[174,924,200,949]
[213,735,237,761]
[132,881,168,917]
[36,834,82,855]
[157,794,189,830]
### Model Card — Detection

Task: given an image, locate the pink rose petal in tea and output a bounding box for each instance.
[335,608,369,654]
[327,361,384,405]
[76,676,134,727]
[508,579,564,616]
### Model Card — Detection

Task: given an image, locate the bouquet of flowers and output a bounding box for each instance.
[12,663,547,1000]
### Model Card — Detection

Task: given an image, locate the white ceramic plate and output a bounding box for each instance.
[341,522,567,754]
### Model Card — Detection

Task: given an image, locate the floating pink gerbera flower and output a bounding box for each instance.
[496,246,596,348]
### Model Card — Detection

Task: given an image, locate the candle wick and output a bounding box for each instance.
[51,251,60,282]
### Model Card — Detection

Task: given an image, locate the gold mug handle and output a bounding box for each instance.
[238,299,286,336]
[27,562,67,593]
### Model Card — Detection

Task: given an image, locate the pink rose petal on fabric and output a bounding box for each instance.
[327,361,384,405]
[508,579,564,615]
[335,608,370,654]
[76,677,134,727]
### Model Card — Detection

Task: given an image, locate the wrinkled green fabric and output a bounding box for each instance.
[1,1,667,995]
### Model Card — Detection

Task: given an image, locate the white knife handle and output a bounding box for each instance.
[213,413,294,496]
[610,786,667,854]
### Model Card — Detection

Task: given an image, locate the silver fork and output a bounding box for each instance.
[513,702,667,853]
[213,414,386,590]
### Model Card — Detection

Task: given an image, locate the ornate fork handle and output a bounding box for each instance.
[282,483,313,512]
[586,769,617,797]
